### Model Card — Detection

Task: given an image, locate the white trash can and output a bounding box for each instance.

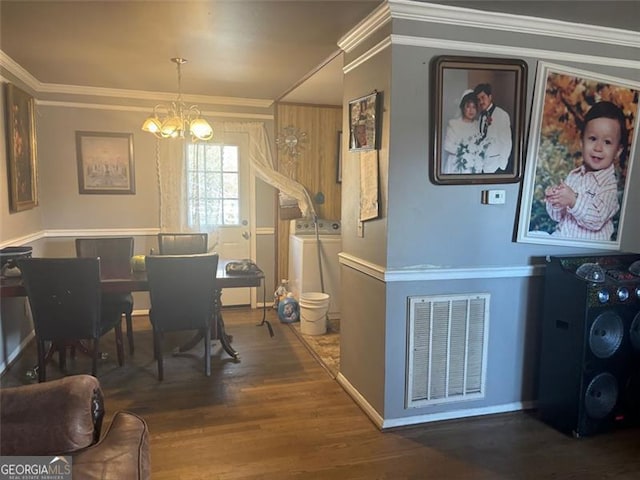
[299,292,330,335]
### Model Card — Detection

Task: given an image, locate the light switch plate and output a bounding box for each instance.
[481,190,506,204]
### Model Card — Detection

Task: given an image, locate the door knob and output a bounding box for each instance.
[242,231,250,240]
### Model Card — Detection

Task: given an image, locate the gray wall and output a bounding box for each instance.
[339,4,639,426]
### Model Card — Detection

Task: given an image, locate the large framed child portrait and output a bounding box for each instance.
[516,62,640,249]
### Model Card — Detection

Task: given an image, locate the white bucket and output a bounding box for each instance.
[299,292,330,336]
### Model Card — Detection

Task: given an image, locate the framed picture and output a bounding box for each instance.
[349,91,379,152]
[76,131,135,194]
[336,130,343,183]
[516,62,639,249]
[4,83,38,212]
[430,56,527,185]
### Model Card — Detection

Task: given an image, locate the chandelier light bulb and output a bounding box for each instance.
[190,118,214,140]
[141,117,161,134]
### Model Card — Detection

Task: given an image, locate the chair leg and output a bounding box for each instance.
[204,326,211,377]
[113,325,124,366]
[58,343,67,371]
[125,312,134,354]
[37,340,46,383]
[92,338,100,377]
[154,331,164,381]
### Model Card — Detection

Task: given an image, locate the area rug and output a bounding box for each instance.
[288,317,340,378]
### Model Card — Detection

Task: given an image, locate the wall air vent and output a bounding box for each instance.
[407,294,490,408]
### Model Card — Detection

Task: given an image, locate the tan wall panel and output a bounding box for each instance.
[275,103,342,282]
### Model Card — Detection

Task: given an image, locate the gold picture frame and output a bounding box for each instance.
[76,131,135,194]
[4,83,38,212]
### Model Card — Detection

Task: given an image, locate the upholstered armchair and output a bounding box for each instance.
[0,374,150,479]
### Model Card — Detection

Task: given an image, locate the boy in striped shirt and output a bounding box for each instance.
[544,101,627,241]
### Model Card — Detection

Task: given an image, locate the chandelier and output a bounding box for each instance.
[141,57,213,141]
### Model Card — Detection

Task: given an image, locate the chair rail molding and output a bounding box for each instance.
[338,252,545,282]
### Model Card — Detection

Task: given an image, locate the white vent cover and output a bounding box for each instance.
[407,293,490,408]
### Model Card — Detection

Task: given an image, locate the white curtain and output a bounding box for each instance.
[155,121,315,240]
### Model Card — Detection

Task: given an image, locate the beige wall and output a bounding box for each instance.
[0,75,282,372]
[275,102,342,281]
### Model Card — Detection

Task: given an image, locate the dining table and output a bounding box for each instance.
[0,259,265,360]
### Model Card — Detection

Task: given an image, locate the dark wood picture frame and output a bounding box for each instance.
[76,131,135,194]
[430,56,527,185]
[349,91,379,152]
[4,83,38,212]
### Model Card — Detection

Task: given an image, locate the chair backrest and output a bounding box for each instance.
[76,237,134,279]
[17,257,102,341]
[157,233,208,255]
[145,253,219,333]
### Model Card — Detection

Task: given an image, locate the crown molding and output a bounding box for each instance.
[0,50,40,91]
[339,0,640,54]
[343,33,639,74]
[338,1,392,53]
[0,50,274,109]
[36,100,274,120]
[389,34,640,71]
[343,37,392,75]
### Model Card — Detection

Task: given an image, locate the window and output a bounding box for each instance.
[186,143,240,229]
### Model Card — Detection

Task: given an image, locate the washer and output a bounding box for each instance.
[288,219,341,319]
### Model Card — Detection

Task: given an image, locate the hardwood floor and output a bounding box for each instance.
[2,308,640,479]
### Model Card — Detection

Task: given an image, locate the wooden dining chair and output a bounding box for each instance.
[17,257,125,382]
[145,253,219,381]
[76,237,136,354]
[157,233,208,255]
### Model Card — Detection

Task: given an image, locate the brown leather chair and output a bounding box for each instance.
[76,237,136,354]
[0,374,150,479]
[157,232,208,255]
[145,253,219,380]
[17,257,125,382]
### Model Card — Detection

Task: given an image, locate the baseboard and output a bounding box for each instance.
[336,372,536,430]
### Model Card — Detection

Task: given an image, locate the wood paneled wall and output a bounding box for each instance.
[275,102,342,282]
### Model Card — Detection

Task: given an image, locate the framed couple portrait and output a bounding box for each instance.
[430,56,527,185]
[516,62,640,250]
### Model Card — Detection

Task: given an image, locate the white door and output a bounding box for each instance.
[187,133,253,306]
[218,133,253,306]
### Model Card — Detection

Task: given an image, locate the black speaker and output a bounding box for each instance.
[537,253,640,437]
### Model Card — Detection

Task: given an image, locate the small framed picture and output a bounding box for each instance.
[516,62,639,249]
[4,83,38,212]
[349,91,379,152]
[430,56,527,185]
[76,131,135,194]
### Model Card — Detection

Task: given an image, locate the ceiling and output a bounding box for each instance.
[1,1,638,107]
[0,0,383,106]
